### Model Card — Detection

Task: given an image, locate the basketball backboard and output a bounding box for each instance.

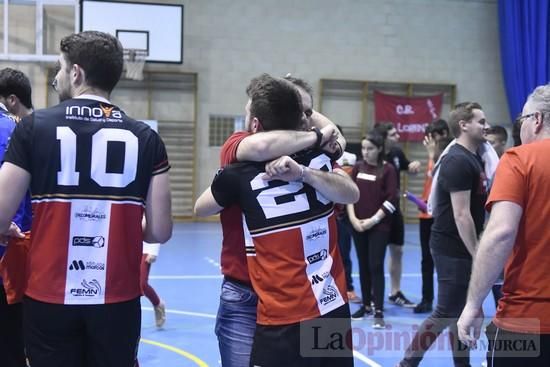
[80,0,183,63]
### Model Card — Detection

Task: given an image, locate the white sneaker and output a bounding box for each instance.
[154,300,166,328]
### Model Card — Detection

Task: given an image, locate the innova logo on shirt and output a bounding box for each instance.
[65,104,123,122]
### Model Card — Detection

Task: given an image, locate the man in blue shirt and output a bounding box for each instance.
[0,67,34,367]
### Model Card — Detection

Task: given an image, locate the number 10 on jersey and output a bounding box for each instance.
[57,126,139,188]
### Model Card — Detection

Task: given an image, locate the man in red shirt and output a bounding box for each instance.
[458,85,550,366]
[204,75,346,367]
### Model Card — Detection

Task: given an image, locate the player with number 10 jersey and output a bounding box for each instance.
[4,96,169,305]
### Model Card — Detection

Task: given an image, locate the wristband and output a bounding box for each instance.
[298,165,306,182]
[310,127,323,150]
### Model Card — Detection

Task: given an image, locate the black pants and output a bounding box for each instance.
[24,296,141,367]
[401,252,472,367]
[250,304,354,367]
[351,229,389,310]
[485,322,550,366]
[336,216,355,291]
[0,284,25,367]
[419,218,434,302]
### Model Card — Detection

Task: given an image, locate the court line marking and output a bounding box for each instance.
[140,338,209,367]
[149,273,423,280]
[142,306,216,319]
[353,350,382,367]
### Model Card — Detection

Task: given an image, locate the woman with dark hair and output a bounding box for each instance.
[347,131,399,329]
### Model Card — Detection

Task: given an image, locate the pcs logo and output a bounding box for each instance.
[72,236,105,248]
[306,249,328,265]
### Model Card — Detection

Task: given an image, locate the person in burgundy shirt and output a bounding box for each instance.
[347,131,398,328]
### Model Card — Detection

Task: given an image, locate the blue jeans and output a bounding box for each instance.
[215,278,258,367]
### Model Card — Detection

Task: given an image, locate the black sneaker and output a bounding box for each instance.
[388,291,416,308]
[373,310,385,329]
[413,300,432,314]
[351,306,372,320]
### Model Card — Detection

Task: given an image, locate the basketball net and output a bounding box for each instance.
[124,49,146,81]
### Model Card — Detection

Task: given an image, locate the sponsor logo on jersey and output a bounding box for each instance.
[65,104,123,122]
[74,207,107,222]
[72,236,105,248]
[306,227,328,241]
[319,285,338,306]
[307,249,328,265]
[311,271,330,285]
[70,279,102,297]
[69,260,105,271]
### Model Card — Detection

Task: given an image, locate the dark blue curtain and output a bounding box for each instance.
[498,0,549,121]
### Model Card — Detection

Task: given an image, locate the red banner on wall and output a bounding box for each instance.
[374,91,443,142]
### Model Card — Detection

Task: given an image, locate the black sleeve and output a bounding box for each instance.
[3,115,33,173]
[150,130,170,176]
[439,155,473,192]
[210,166,240,208]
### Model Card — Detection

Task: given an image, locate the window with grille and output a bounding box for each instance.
[209,115,245,146]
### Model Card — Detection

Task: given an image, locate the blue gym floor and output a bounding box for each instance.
[138,222,496,367]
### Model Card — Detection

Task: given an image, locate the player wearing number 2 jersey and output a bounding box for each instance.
[195,74,359,366]
[0,31,172,367]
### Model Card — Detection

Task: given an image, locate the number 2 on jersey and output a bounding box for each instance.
[57,126,138,188]
[250,155,332,219]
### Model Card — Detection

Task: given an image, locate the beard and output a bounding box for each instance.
[58,89,72,102]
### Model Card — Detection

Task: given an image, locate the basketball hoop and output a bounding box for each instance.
[123,49,147,81]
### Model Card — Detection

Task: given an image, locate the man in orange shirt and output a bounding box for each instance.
[458,84,550,366]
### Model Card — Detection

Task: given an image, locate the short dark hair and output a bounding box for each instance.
[435,136,453,162]
[60,31,123,93]
[283,75,313,99]
[425,118,449,137]
[373,122,395,140]
[486,125,508,143]
[246,74,303,131]
[0,68,33,109]
[448,102,482,137]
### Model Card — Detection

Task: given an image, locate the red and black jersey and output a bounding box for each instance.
[218,131,251,284]
[211,149,347,325]
[4,97,170,305]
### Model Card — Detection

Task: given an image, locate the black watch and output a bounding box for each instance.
[310,127,323,150]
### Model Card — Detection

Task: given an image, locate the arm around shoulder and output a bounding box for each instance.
[236,130,317,162]
[144,172,173,244]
